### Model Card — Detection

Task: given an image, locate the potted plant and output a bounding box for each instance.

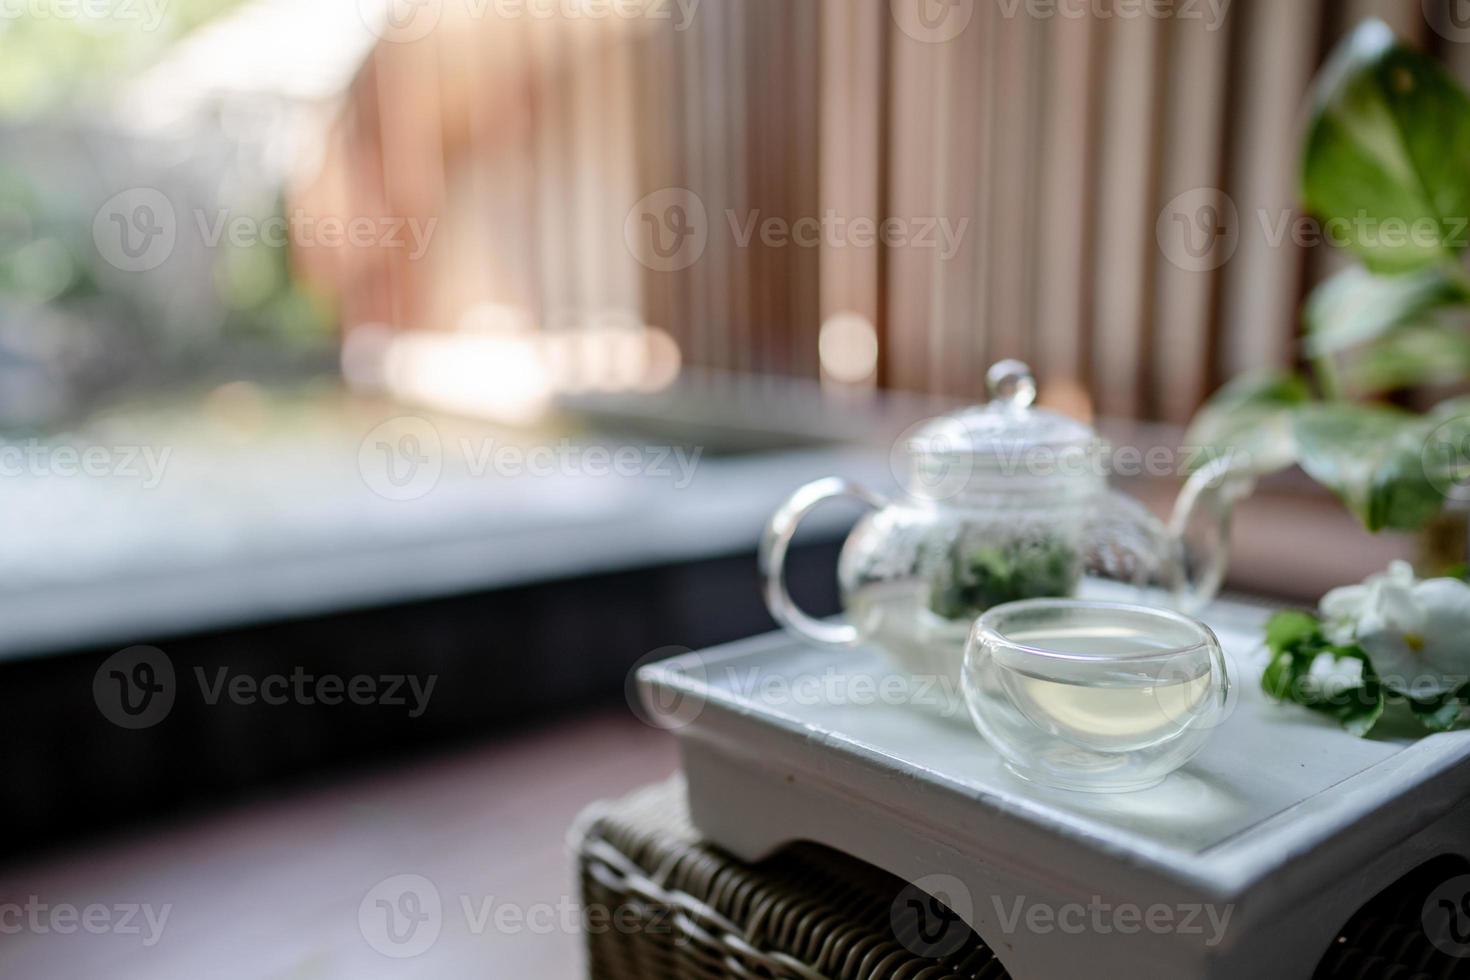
[1188,19,1470,542]
[1187,20,1470,735]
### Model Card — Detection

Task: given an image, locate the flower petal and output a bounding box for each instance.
[1412,579,1470,682]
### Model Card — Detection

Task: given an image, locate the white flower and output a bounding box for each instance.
[1354,576,1470,699]
[1319,561,1417,645]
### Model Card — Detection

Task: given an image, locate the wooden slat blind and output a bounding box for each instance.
[309,0,1470,422]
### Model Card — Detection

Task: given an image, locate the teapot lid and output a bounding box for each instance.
[903,361,1103,497]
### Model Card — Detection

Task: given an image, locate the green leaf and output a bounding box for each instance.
[1293,403,1448,531]
[1429,395,1470,422]
[1341,318,1470,393]
[1304,265,1470,357]
[1409,693,1466,732]
[1415,398,1470,514]
[1333,681,1387,737]
[1263,651,1302,701]
[1302,20,1470,273]
[1261,611,1334,705]
[1265,610,1324,655]
[1257,610,1388,734]
[1185,372,1311,475]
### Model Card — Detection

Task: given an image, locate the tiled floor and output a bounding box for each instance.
[0,710,679,980]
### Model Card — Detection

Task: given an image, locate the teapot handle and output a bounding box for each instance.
[760,477,888,647]
[1167,455,1256,614]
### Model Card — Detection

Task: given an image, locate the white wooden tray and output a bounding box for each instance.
[637,599,1470,980]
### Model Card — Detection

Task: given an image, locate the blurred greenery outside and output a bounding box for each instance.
[0,0,336,431]
[0,0,247,118]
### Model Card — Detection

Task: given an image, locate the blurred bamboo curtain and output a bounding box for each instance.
[300,0,1470,424]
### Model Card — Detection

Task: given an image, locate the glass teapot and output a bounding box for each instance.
[759,361,1254,683]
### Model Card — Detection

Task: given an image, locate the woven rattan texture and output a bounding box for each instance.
[1312,856,1470,980]
[574,778,1010,979]
[575,778,1470,980]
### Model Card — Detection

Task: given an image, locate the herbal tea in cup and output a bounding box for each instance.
[962,600,1230,793]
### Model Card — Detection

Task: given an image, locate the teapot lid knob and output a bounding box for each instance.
[987,360,1037,409]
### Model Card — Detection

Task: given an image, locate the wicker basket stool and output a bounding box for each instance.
[574,777,1007,979]
[573,779,1470,980]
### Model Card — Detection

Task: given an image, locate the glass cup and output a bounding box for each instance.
[962,599,1230,793]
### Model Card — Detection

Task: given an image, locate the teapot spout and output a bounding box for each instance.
[1167,456,1255,614]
